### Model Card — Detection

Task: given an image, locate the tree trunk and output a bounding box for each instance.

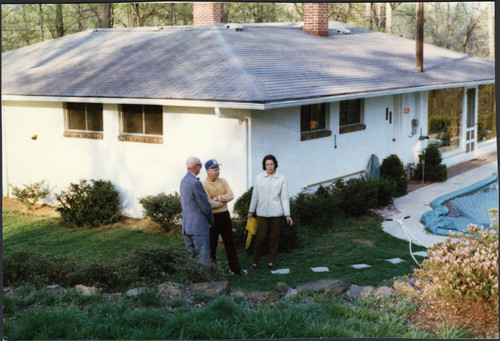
[38,4,44,41]
[386,3,392,34]
[445,3,460,50]
[461,6,482,54]
[55,4,64,37]
[75,4,84,31]
[488,2,494,60]
[379,3,386,32]
[130,3,142,27]
[99,3,112,28]
[365,3,372,30]
[168,3,176,25]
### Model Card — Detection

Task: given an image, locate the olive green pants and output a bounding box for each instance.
[252,216,282,265]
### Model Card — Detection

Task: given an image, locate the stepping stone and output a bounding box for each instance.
[413,251,428,257]
[311,267,329,272]
[386,258,405,264]
[351,264,371,269]
[271,268,290,274]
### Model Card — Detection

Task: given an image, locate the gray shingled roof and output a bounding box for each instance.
[2,22,494,104]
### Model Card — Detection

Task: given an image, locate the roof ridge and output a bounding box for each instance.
[210,25,267,101]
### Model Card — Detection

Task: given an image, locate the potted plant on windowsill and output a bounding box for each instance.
[309,120,319,130]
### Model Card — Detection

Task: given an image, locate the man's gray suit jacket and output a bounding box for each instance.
[180,172,214,235]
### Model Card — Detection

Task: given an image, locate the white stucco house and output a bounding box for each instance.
[2,4,496,218]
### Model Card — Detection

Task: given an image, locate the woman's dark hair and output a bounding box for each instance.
[262,154,278,170]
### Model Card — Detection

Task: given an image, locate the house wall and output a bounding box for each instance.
[2,101,249,218]
[249,93,428,195]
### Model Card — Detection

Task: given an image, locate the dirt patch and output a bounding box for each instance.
[2,197,174,233]
[408,295,499,338]
[353,239,374,247]
[2,197,60,218]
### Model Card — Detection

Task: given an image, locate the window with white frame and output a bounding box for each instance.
[64,102,103,139]
[119,104,163,144]
[339,99,365,134]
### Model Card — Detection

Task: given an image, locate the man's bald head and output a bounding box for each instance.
[186,156,203,175]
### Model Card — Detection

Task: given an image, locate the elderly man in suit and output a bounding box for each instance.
[180,156,214,263]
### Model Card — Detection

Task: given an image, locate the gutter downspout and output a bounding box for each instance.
[2,106,9,197]
[214,107,251,189]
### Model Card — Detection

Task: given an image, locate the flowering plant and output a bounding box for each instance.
[414,209,498,310]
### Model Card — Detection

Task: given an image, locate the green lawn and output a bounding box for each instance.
[3,209,427,292]
[4,210,473,340]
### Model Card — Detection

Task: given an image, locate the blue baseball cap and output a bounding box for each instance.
[205,159,221,170]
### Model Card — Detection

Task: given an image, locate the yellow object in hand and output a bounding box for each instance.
[245,217,257,249]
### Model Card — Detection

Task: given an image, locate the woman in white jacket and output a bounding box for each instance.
[248,154,293,270]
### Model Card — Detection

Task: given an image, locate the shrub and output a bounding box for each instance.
[429,117,451,134]
[374,178,396,207]
[414,144,448,181]
[292,185,342,229]
[138,192,182,231]
[178,254,227,284]
[413,216,498,311]
[128,244,182,277]
[55,179,121,227]
[380,154,408,197]
[10,180,51,209]
[233,187,253,220]
[2,250,56,287]
[334,178,377,217]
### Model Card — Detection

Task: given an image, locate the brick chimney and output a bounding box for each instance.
[193,2,222,27]
[303,3,329,36]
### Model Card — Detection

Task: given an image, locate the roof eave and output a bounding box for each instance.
[2,79,494,111]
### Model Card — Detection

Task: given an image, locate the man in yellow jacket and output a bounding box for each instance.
[202,159,248,276]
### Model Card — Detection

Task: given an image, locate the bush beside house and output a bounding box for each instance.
[55,179,121,228]
[138,192,182,231]
[380,154,408,197]
[414,144,448,181]
[10,180,51,210]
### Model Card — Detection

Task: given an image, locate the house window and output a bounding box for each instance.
[300,103,332,141]
[339,99,366,134]
[64,102,103,140]
[119,104,163,144]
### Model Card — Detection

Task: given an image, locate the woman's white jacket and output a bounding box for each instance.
[249,172,290,217]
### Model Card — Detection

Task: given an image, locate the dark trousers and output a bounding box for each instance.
[210,211,242,273]
[252,216,282,265]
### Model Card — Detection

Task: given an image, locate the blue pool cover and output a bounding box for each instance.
[421,173,498,235]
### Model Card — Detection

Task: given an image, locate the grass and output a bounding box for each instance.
[3,209,427,292]
[2,209,185,261]
[3,209,473,340]
[5,290,449,340]
[227,215,427,291]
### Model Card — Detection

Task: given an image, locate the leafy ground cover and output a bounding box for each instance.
[3,286,466,340]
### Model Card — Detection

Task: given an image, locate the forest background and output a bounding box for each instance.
[1,1,495,61]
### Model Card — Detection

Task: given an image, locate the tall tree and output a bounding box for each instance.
[38,4,44,41]
[55,4,64,37]
[379,3,386,32]
[386,2,392,34]
[365,3,372,29]
[461,3,483,53]
[99,3,112,28]
[488,2,494,60]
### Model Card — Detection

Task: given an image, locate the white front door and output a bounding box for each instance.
[464,88,477,154]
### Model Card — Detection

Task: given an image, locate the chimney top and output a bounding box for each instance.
[193,2,223,27]
[303,3,329,36]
